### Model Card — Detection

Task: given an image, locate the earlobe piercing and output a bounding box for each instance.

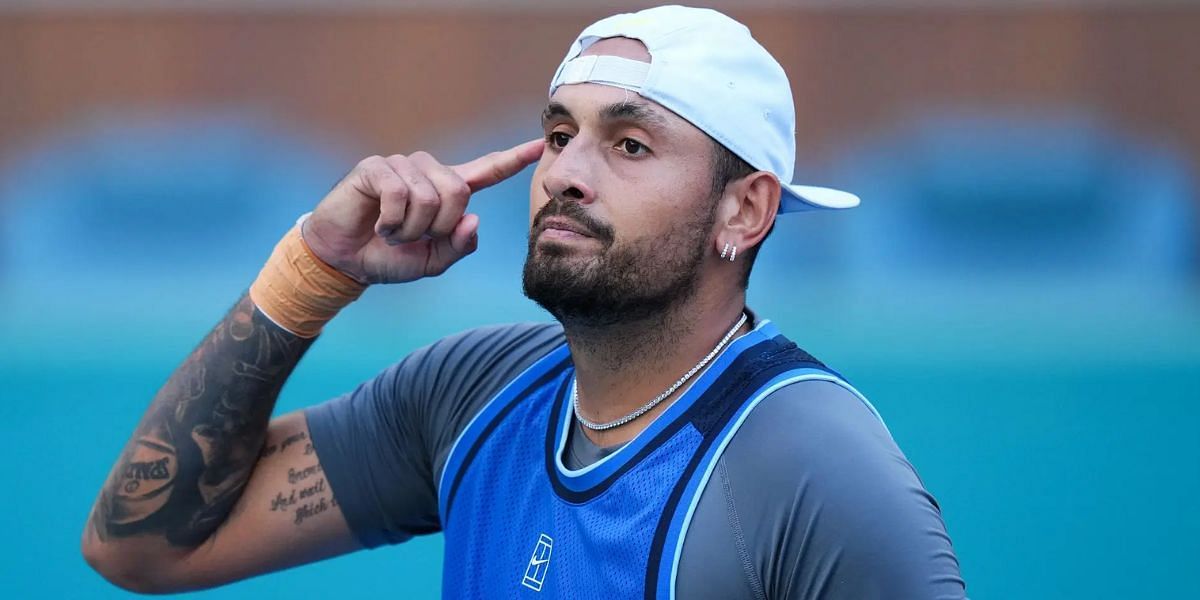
[719,242,737,262]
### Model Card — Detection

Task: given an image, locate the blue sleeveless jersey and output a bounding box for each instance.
[437,320,884,599]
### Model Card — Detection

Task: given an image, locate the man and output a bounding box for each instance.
[83,6,965,599]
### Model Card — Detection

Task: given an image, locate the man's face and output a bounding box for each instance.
[522,39,720,327]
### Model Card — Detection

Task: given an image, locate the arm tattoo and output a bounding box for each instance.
[89,294,314,547]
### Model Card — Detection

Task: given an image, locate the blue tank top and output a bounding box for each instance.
[437,320,882,599]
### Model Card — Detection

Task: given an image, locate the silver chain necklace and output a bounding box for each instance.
[572,312,749,431]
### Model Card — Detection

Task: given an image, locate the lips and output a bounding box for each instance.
[537,216,595,239]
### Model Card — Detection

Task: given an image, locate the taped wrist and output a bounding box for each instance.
[249,220,367,338]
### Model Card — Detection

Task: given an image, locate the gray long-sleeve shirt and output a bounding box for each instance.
[306,322,966,599]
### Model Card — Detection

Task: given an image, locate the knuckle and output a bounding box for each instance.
[377,203,406,224]
[486,152,508,180]
[413,190,440,207]
[408,175,435,195]
[357,154,385,168]
[381,179,409,200]
[452,178,471,199]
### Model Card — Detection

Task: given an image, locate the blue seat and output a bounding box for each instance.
[827,110,1195,285]
[1,112,345,294]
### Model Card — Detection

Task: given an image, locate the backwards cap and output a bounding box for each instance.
[549,5,859,212]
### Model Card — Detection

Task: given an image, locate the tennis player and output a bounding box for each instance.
[83,6,966,598]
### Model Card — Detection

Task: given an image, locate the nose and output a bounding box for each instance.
[541,142,597,204]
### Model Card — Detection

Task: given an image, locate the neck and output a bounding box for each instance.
[564,290,749,447]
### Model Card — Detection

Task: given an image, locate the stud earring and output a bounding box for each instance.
[720,242,731,259]
[728,245,737,262]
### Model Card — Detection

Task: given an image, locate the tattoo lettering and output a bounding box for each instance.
[90,294,315,547]
[264,457,339,528]
[287,464,322,484]
[268,476,325,512]
[293,496,338,527]
[269,489,297,512]
[279,431,307,454]
[124,458,171,482]
[107,435,177,525]
[257,429,311,463]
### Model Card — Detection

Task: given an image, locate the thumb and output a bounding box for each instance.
[425,213,481,275]
[452,138,544,192]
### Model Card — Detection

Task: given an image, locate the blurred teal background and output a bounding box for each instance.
[2,2,1199,599]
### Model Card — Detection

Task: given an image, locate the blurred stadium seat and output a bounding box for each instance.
[1,110,345,294]
[829,109,1196,286]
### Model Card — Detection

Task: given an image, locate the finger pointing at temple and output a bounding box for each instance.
[452,138,545,193]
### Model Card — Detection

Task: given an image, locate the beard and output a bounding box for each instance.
[522,196,716,328]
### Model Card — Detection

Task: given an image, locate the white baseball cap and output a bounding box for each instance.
[549,5,860,212]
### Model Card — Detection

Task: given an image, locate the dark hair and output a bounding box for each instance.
[709,141,773,288]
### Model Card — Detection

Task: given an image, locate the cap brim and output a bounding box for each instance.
[780,183,861,212]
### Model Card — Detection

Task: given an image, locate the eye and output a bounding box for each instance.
[620,138,649,156]
[547,131,572,149]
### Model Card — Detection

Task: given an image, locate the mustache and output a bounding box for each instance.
[531,197,614,244]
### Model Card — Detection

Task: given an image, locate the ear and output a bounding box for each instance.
[713,171,780,258]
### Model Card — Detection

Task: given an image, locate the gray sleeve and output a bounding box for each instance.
[304,321,564,549]
[676,380,966,600]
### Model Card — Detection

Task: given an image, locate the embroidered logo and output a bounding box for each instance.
[521,533,554,592]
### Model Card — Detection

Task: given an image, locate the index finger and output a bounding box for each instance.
[451,138,544,193]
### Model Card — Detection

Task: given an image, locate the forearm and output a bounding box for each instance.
[85,294,314,554]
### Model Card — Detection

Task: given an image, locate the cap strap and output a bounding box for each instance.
[553,54,650,93]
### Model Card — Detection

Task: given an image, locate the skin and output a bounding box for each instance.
[528,37,780,446]
[81,36,780,592]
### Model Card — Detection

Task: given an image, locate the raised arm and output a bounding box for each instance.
[82,140,544,593]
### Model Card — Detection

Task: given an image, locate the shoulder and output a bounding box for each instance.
[398,322,566,483]
[716,378,923,542]
[307,321,565,464]
[403,321,566,373]
[358,320,566,442]
[733,377,897,469]
[704,378,966,598]
[723,377,932,525]
[300,322,565,548]
[373,321,566,398]
[302,321,569,544]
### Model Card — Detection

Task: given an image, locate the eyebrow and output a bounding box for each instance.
[541,99,670,132]
[542,101,572,125]
[600,100,669,130]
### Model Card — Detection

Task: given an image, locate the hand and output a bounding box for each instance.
[301,139,544,284]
